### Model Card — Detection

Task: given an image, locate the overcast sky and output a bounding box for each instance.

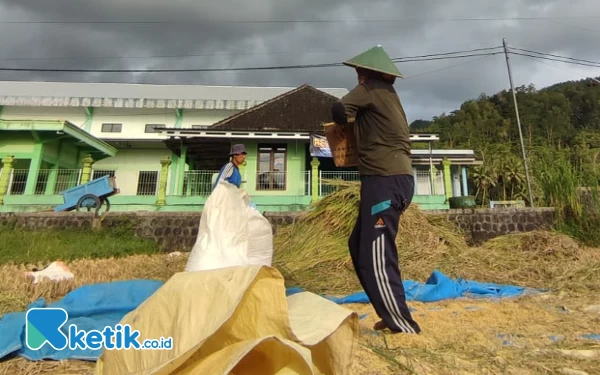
[0,0,599,122]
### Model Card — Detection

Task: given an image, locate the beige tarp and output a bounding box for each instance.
[94,266,359,375]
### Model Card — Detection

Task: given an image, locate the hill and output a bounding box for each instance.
[412,78,600,151]
[410,77,600,244]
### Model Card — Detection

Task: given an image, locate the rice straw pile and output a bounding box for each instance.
[0,254,187,317]
[274,181,600,295]
[274,180,469,294]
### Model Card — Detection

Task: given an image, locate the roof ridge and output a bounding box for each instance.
[211,84,338,130]
[302,84,346,101]
[211,86,307,128]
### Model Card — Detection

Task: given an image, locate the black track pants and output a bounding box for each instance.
[348,174,421,334]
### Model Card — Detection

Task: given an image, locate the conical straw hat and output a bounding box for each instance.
[343,45,404,78]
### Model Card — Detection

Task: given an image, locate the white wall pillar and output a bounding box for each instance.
[452,166,461,197]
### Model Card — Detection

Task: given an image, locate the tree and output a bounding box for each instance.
[409,119,432,131]
[425,76,600,205]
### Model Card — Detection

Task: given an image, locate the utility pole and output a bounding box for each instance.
[503,38,535,207]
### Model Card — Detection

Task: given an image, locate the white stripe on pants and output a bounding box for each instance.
[372,233,415,333]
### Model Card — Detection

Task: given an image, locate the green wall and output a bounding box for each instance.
[242,139,307,196]
[0,133,34,157]
[42,139,80,168]
[413,195,449,210]
[93,149,164,171]
[0,194,312,213]
[0,194,442,213]
[1,132,83,169]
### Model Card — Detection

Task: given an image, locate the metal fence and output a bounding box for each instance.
[303,170,311,196]
[318,169,446,197]
[3,168,156,196]
[255,170,287,191]
[254,170,312,195]
[37,169,82,194]
[414,169,445,196]
[177,170,312,196]
[182,170,219,196]
[319,171,360,196]
[7,169,28,195]
[92,169,159,196]
[92,170,115,179]
[5,169,83,195]
[1,167,447,198]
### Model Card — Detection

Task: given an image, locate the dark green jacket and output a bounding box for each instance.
[332,79,413,176]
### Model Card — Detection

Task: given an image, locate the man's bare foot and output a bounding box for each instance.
[373,320,387,331]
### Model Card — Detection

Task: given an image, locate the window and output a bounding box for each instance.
[8,169,28,195]
[256,144,287,191]
[192,125,209,129]
[101,123,122,133]
[92,170,115,179]
[145,124,164,133]
[136,171,159,195]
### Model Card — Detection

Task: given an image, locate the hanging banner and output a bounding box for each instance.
[309,134,332,158]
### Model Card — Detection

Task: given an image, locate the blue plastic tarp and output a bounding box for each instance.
[0,270,534,363]
[0,280,163,362]
[294,270,535,304]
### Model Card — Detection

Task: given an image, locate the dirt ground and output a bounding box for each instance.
[350,295,600,374]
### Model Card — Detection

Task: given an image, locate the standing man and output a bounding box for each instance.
[213,143,247,190]
[331,45,421,334]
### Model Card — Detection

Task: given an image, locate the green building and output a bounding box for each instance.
[0,81,480,213]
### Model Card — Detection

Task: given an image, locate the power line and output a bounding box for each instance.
[404,54,497,79]
[0,46,595,74]
[0,54,499,84]
[508,52,600,68]
[515,53,600,85]
[393,52,502,64]
[0,50,322,62]
[548,20,600,34]
[0,52,503,73]
[509,47,600,66]
[0,46,502,62]
[392,46,501,60]
[1,16,599,24]
[0,62,336,73]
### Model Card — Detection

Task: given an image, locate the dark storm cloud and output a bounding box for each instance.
[0,0,599,121]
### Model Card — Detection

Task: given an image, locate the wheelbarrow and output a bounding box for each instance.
[54,175,120,216]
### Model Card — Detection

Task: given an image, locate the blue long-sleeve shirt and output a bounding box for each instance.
[213,162,242,190]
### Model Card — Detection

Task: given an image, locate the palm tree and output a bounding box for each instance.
[502,156,526,200]
[472,164,497,207]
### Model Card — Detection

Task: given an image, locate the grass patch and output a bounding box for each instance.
[0,225,160,265]
[531,150,600,246]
